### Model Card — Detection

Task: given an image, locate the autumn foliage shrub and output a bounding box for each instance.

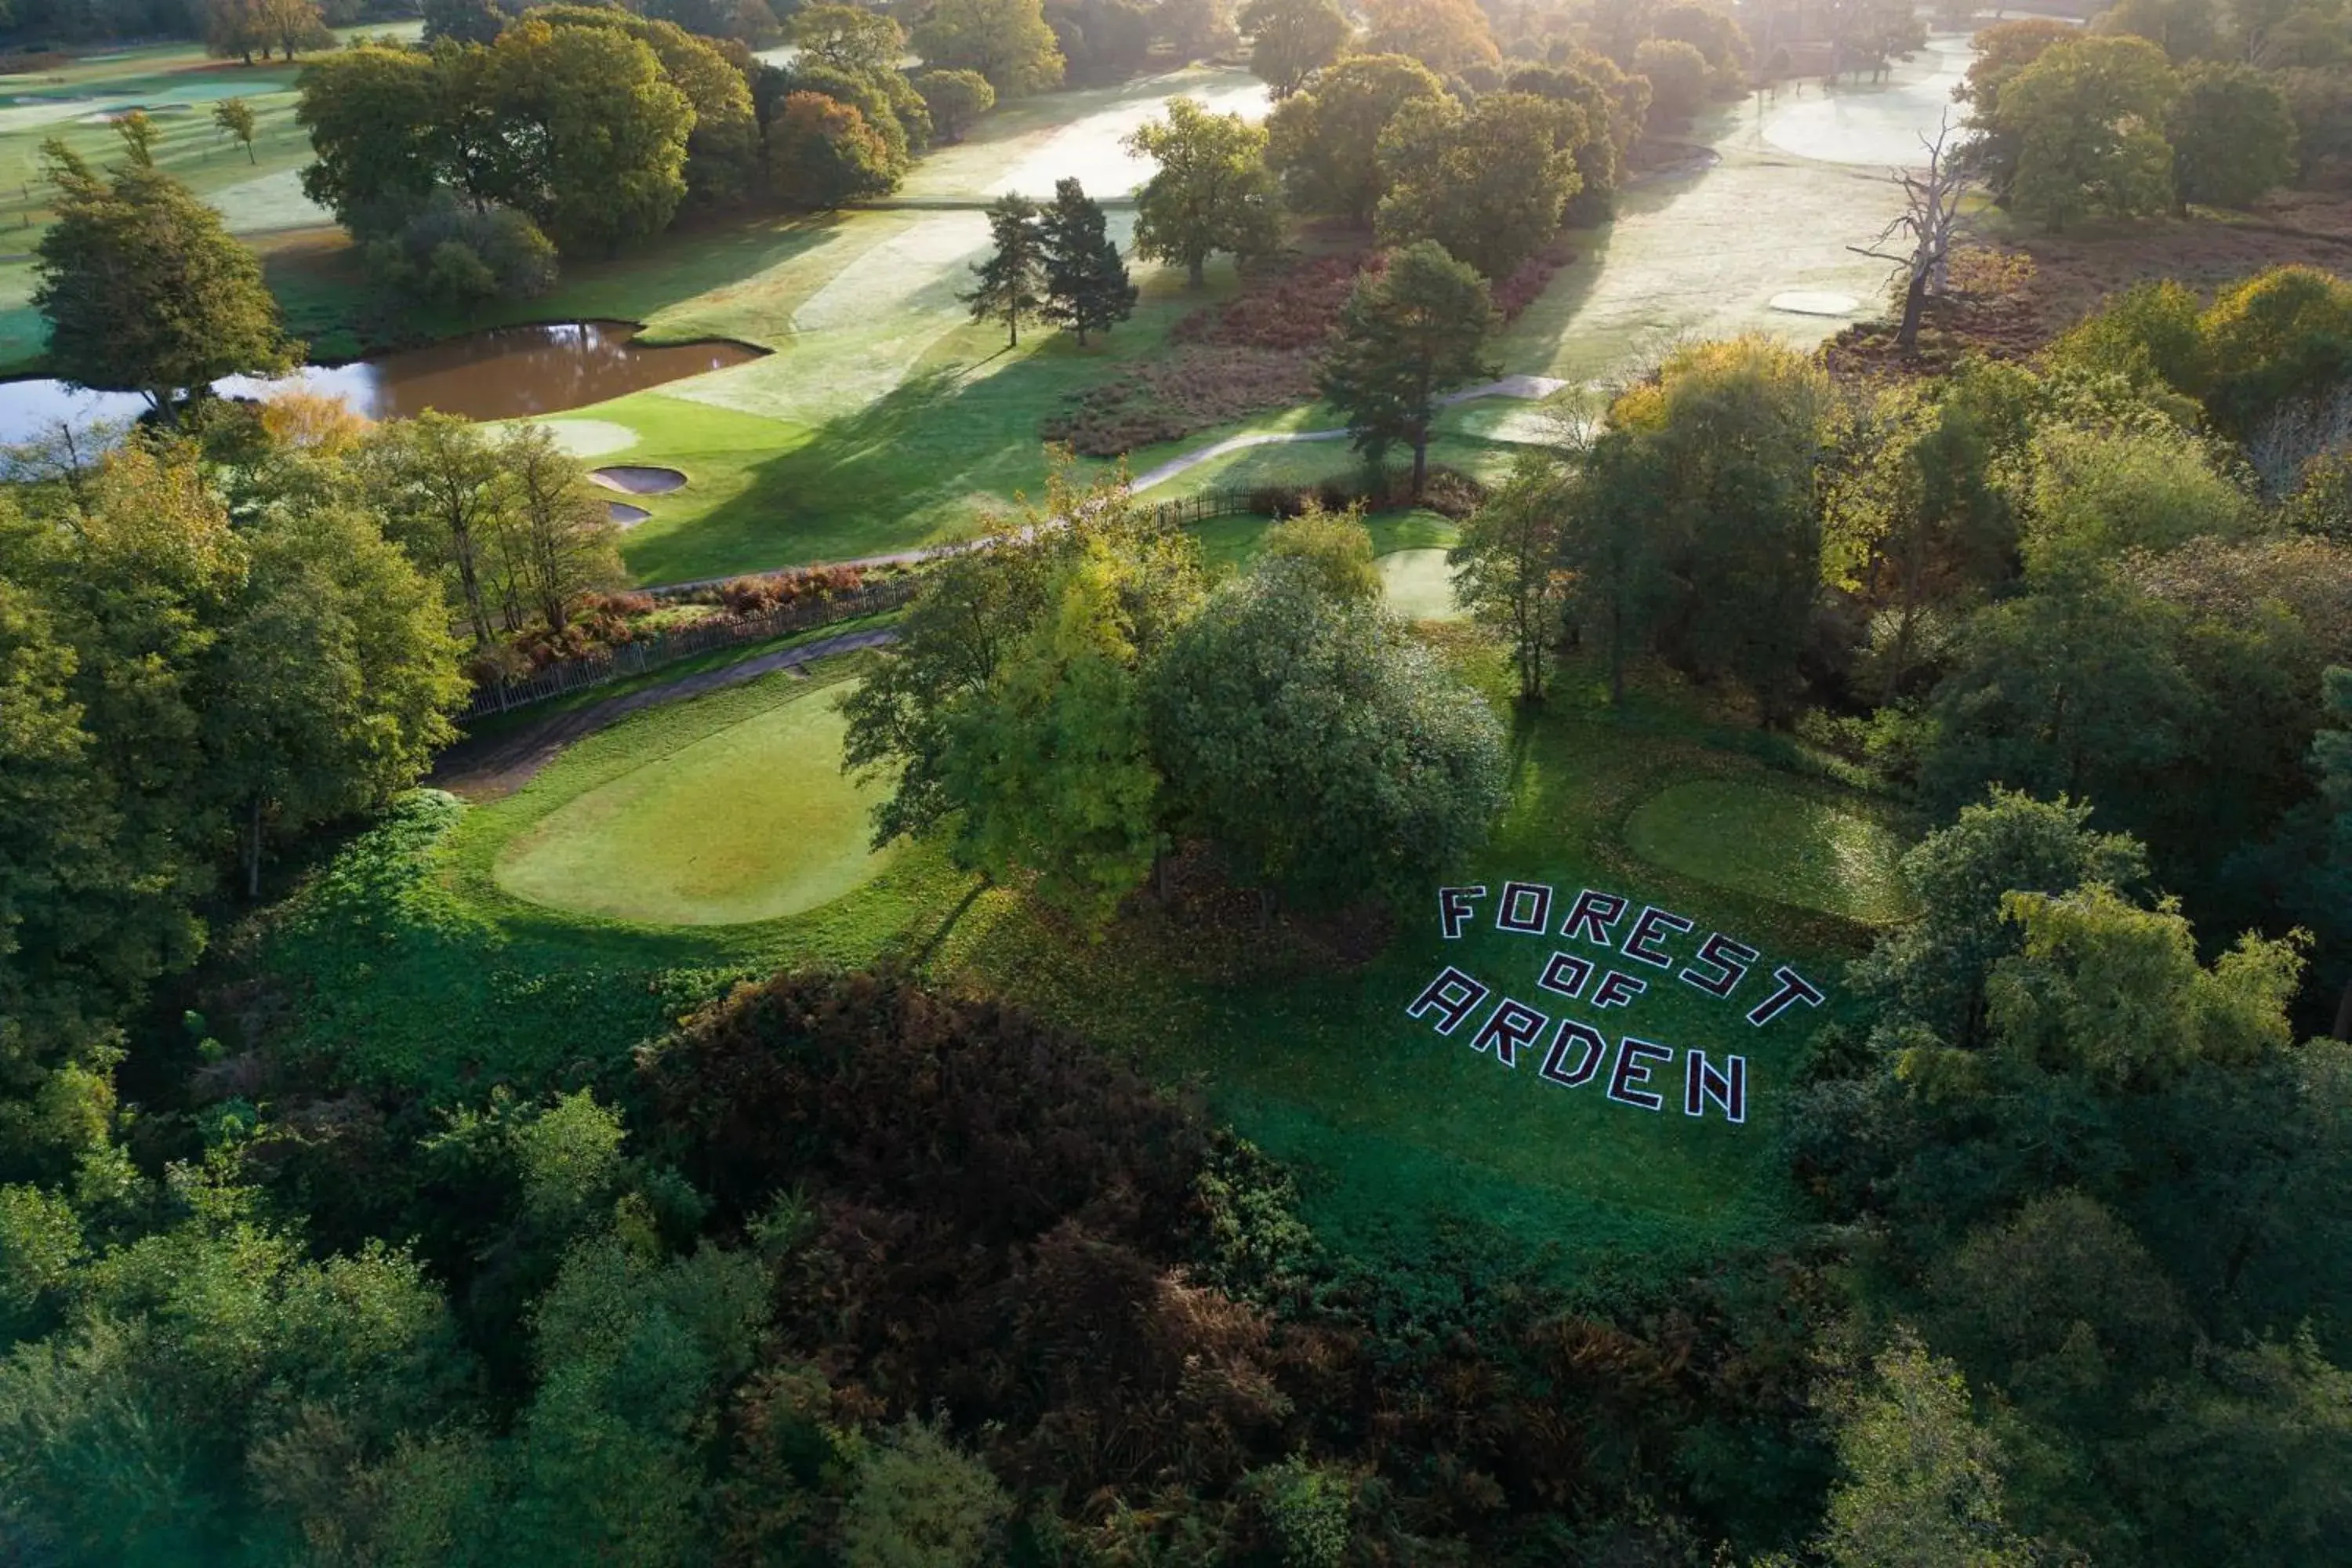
[713,564,866,615]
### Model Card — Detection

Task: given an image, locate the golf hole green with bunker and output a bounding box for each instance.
[493,679,896,927]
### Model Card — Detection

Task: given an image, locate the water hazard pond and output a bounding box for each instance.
[0,320,761,445]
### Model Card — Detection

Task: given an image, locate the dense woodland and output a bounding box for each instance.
[10,0,2352,1562]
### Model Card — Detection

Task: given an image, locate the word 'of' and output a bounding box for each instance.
[1406,967,1746,1121]
[1436,884,1824,1026]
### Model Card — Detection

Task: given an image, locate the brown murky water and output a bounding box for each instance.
[0,320,763,444]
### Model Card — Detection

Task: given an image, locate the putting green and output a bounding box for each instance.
[1377,548,1463,621]
[494,683,895,926]
[1623,778,1911,926]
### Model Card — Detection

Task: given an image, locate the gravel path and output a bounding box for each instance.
[429,625,895,801]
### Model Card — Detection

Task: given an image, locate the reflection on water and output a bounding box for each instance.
[0,320,762,446]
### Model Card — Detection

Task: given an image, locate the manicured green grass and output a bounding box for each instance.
[262,639,1904,1287]
[1623,777,1915,927]
[1376,549,1461,620]
[495,679,898,925]
[1190,506,1459,574]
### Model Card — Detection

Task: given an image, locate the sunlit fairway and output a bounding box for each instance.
[1624,777,1914,927]
[494,678,897,926]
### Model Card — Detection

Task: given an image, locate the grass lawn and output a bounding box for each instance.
[261,637,1902,1290]
[495,678,898,926]
[1624,777,1915,927]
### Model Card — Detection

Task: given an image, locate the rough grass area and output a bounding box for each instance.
[495,679,896,925]
[1624,777,1913,927]
[256,638,1903,1289]
[1376,549,1461,621]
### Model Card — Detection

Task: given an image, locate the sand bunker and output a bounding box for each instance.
[1769,290,1861,317]
[590,464,688,495]
[608,502,652,528]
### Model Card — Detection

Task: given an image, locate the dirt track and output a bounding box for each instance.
[428,625,895,802]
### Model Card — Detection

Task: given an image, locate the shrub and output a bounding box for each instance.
[364,197,560,307]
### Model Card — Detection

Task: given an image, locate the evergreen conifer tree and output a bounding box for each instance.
[1039,176,1137,346]
[964,191,1047,347]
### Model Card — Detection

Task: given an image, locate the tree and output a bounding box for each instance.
[1452,456,1570,700]
[212,96,256,164]
[1994,35,2182,230]
[839,467,1193,857]
[838,1419,1013,1568]
[1261,501,1381,601]
[964,192,1047,347]
[487,19,695,255]
[206,0,270,62]
[911,0,1065,96]
[1038,177,1135,345]
[1148,557,1508,910]
[534,6,764,211]
[207,502,465,895]
[362,412,514,651]
[293,44,445,231]
[791,1,906,71]
[1265,52,1446,223]
[1814,1330,2040,1568]
[492,423,625,633]
[1585,335,1832,717]
[1849,112,1976,352]
[1239,0,1349,97]
[1154,0,1238,60]
[1374,89,1584,279]
[1853,788,2150,1051]
[1956,16,2076,195]
[1361,0,1497,74]
[915,67,996,141]
[934,521,1204,922]
[1126,96,1282,286]
[767,92,902,208]
[2169,60,2297,209]
[422,0,506,44]
[1632,37,1710,121]
[2094,0,2224,62]
[1316,238,1494,496]
[34,135,296,420]
[260,0,332,59]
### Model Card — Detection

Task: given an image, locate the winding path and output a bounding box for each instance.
[430,625,895,801]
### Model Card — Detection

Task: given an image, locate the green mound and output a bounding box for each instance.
[1623,779,1911,926]
[495,683,895,926]
[1377,548,1463,621]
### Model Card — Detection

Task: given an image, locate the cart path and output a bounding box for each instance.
[429,625,895,801]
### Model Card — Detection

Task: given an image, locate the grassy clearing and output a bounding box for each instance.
[1623,777,1915,927]
[494,679,898,926]
[263,639,1898,1286]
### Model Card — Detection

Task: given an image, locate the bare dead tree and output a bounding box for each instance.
[1850,110,1977,354]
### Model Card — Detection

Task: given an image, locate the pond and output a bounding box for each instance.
[0,320,763,445]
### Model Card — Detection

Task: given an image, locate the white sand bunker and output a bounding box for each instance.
[608,502,652,528]
[533,418,640,458]
[1769,290,1861,317]
[590,464,687,495]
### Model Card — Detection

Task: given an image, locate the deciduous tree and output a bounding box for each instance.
[2169,60,2297,209]
[1126,95,1282,285]
[915,67,996,140]
[487,19,695,254]
[1316,238,1494,496]
[34,134,296,420]
[1265,51,1446,223]
[1361,0,1497,74]
[212,96,257,163]
[791,1,906,72]
[1994,35,2180,230]
[1239,0,1349,97]
[912,0,1065,96]
[767,90,902,208]
[1374,89,1584,279]
[1452,456,1570,700]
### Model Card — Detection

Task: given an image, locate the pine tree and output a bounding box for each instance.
[964,191,1046,348]
[1039,177,1137,347]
